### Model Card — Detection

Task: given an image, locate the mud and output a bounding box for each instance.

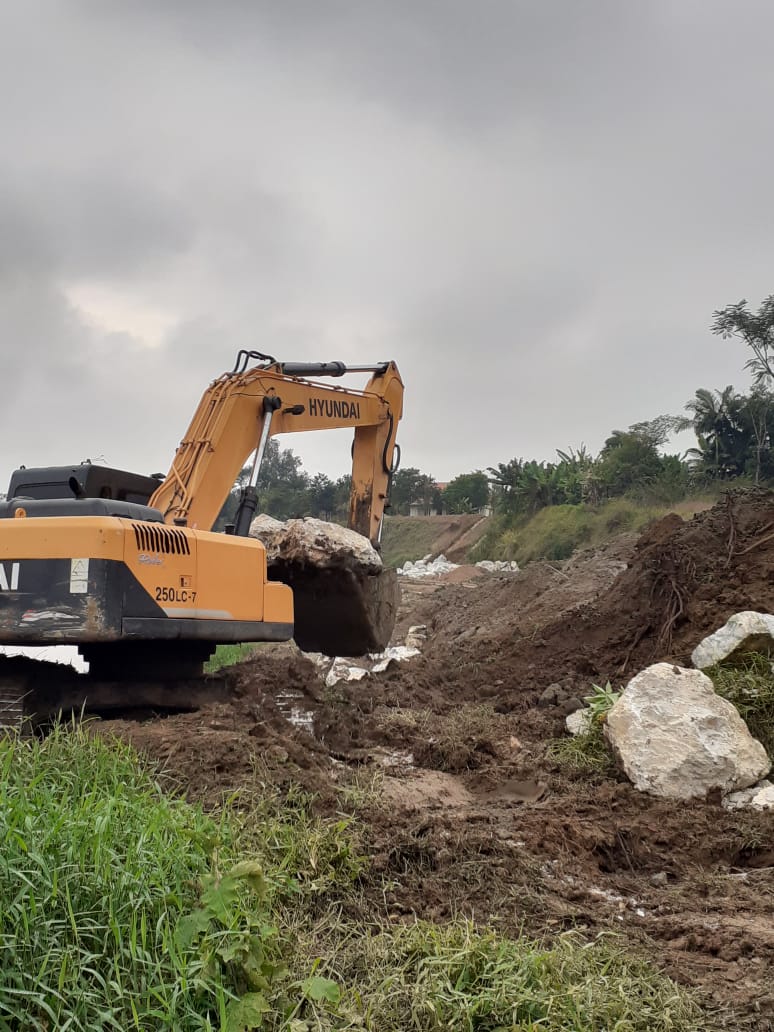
[98,493,774,1029]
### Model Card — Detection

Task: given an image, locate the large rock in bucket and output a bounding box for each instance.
[250,516,399,656]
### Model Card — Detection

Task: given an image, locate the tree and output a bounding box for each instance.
[598,428,664,496]
[713,295,774,385]
[216,439,311,526]
[685,387,750,478]
[740,386,774,483]
[487,459,523,515]
[442,471,489,514]
[308,473,337,519]
[389,468,436,515]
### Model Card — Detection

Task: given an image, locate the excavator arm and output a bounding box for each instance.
[150,355,404,541]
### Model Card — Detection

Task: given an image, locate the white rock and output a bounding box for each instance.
[723,780,774,810]
[325,658,370,687]
[565,708,593,736]
[249,512,283,537]
[371,645,421,672]
[250,516,382,570]
[691,611,774,669]
[397,555,459,579]
[475,560,520,573]
[405,625,428,650]
[604,662,770,800]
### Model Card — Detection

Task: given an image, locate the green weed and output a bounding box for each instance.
[0,727,714,1031]
[547,682,620,776]
[709,652,774,758]
[205,643,262,672]
[548,723,616,776]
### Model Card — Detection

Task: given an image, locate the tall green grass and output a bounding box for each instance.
[319,922,709,1031]
[204,643,262,672]
[0,728,713,1031]
[0,725,268,1030]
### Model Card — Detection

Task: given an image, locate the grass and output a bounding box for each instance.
[205,643,263,673]
[471,496,717,565]
[708,652,774,758]
[0,726,713,1031]
[547,683,620,777]
[548,721,616,776]
[314,922,710,1031]
[376,703,506,772]
[0,724,240,1029]
[380,515,449,568]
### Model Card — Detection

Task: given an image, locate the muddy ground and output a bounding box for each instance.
[102,492,774,1030]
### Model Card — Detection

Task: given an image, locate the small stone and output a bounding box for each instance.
[649,871,668,887]
[724,780,774,810]
[538,683,562,708]
[557,697,585,717]
[565,708,593,736]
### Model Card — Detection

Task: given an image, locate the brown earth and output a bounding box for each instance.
[99,492,774,1030]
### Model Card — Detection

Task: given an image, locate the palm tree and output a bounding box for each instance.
[685,387,738,477]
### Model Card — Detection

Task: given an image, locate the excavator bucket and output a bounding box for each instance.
[269,562,399,656]
[252,517,400,657]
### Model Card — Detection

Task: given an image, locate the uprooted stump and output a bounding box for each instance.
[250,516,400,656]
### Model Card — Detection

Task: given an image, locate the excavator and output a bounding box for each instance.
[0,352,404,725]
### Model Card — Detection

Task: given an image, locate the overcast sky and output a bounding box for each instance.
[0,0,772,489]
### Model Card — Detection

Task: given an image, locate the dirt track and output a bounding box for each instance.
[102,492,774,1030]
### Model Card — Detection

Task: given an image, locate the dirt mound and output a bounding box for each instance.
[381,493,774,710]
[98,655,335,808]
[96,494,774,1028]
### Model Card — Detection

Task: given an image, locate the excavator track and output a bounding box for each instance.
[0,649,230,731]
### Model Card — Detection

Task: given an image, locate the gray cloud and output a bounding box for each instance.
[0,1,772,491]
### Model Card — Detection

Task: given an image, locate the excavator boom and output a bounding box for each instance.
[150,356,404,541]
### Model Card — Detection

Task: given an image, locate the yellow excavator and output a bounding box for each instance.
[0,352,404,723]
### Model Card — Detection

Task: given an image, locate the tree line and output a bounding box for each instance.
[394,295,774,519]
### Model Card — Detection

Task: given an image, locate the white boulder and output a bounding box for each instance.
[604,662,770,800]
[723,780,774,810]
[250,515,382,570]
[325,658,370,688]
[398,554,459,579]
[691,611,774,670]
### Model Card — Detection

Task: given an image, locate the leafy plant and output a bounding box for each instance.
[583,680,621,723]
[548,681,620,776]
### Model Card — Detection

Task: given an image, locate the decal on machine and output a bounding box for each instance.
[0,563,19,591]
[308,398,361,419]
[155,587,197,604]
[70,558,89,594]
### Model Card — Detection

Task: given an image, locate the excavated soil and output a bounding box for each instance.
[100,493,774,1030]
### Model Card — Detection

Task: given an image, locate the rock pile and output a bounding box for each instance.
[398,555,519,578]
